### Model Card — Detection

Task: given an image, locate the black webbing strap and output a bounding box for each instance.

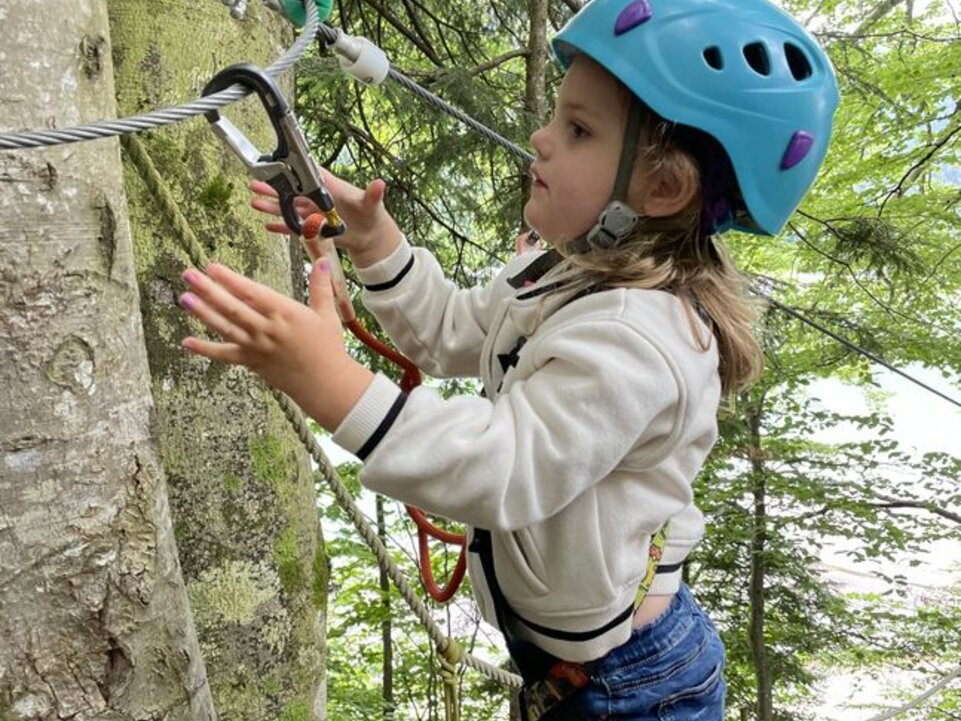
[612,97,646,203]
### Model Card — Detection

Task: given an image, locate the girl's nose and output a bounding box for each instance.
[530,126,550,157]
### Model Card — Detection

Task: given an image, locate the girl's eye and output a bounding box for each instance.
[570,123,589,138]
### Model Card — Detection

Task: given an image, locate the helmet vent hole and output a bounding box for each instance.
[743,42,771,76]
[703,46,724,70]
[784,43,813,80]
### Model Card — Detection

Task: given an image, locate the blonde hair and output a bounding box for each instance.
[554,109,764,393]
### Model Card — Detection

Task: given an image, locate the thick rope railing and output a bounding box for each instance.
[0,2,319,150]
[122,131,522,689]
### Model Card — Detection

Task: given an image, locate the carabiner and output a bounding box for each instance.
[202,63,346,238]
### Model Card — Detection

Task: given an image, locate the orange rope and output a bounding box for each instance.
[305,213,468,603]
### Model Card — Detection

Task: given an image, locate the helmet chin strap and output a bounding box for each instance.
[566,97,645,254]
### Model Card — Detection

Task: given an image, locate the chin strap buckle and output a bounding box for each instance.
[586,201,639,250]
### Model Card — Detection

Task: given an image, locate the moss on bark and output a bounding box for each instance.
[107,2,328,718]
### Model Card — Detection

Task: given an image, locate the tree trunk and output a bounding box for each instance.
[520,0,551,222]
[746,399,773,721]
[106,1,329,719]
[0,2,214,719]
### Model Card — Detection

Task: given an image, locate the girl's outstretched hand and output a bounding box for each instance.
[249,172,403,268]
[179,260,373,431]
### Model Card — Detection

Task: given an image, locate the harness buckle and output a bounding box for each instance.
[201,63,346,238]
[520,661,592,721]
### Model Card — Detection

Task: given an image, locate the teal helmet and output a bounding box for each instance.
[552,0,840,236]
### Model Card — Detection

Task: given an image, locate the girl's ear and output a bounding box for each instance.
[635,150,699,218]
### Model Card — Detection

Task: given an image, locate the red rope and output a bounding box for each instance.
[305,214,467,603]
[344,319,469,604]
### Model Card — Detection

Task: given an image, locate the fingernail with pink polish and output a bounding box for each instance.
[179,293,196,310]
[316,259,330,272]
[182,269,199,285]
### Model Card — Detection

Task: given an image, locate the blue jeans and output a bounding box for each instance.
[576,585,726,720]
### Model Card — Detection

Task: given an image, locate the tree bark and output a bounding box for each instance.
[746,398,773,721]
[106,1,329,719]
[0,2,214,719]
[520,0,551,224]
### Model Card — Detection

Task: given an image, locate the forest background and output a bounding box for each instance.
[0,1,959,721]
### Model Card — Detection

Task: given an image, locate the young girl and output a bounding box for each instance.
[179,0,839,717]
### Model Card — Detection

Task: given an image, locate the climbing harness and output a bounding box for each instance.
[202,62,470,604]
[471,524,670,721]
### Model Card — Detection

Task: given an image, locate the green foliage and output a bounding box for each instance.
[278,699,310,721]
[292,1,961,719]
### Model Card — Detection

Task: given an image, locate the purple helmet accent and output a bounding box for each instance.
[781,131,815,170]
[614,1,653,35]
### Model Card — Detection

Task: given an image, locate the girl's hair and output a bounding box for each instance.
[555,101,764,394]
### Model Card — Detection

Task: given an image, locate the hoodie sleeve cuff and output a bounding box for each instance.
[331,373,408,460]
[354,239,414,291]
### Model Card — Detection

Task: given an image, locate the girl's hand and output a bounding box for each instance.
[515,229,541,256]
[250,171,403,268]
[180,260,373,431]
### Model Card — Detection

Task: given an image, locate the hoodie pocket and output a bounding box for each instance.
[494,527,550,598]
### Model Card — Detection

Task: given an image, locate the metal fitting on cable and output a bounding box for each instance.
[219,0,247,19]
[329,29,390,85]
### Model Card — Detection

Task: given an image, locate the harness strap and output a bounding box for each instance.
[471,526,672,646]
[634,525,669,609]
[471,527,673,721]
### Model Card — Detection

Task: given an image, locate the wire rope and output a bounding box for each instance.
[0,1,320,150]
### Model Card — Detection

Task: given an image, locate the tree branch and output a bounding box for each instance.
[557,0,586,14]
[363,0,445,67]
[863,494,961,525]
[879,103,961,214]
[466,48,529,77]
[856,0,908,34]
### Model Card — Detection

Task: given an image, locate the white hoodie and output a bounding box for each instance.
[332,241,721,662]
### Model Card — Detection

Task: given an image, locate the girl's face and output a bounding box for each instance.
[524,55,635,247]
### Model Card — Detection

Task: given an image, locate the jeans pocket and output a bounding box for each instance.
[656,656,724,721]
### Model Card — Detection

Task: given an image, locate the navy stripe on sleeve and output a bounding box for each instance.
[356,392,408,460]
[363,255,415,291]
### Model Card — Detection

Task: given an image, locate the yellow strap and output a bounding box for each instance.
[634,527,668,609]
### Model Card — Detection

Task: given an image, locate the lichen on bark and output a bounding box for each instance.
[106,1,329,718]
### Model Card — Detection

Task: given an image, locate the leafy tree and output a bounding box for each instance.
[296,2,960,720]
